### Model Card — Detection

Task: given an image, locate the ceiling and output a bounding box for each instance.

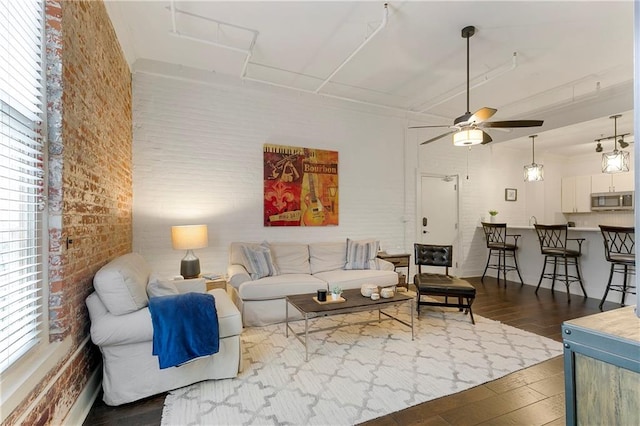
[105,0,636,157]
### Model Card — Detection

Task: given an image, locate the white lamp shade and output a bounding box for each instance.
[453,128,483,146]
[171,224,209,250]
[601,150,630,173]
[524,163,544,182]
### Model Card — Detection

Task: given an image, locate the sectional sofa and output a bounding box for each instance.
[227,240,399,326]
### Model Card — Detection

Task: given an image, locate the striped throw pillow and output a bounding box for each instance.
[241,243,278,280]
[344,238,379,270]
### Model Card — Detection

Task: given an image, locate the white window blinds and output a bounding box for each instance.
[0,0,46,372]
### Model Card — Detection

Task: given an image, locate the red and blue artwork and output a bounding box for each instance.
[264,144,338,227]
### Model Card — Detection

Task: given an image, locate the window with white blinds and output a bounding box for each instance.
[0,0,46,373]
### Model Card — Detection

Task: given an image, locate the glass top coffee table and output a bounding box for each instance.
[285,288,414,361]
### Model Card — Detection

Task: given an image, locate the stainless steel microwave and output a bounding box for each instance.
[590,191,634,211]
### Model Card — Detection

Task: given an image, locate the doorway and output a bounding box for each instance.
[417,173,460,275]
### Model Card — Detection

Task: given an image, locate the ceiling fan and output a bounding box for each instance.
[411,26,544,146]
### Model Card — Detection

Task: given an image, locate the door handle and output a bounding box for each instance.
[422,217,427,227]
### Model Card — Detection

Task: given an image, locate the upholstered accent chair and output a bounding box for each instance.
[413,244,476,324]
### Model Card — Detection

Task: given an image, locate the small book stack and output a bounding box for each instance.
[202,273,223,280]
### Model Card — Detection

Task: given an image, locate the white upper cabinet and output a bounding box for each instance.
[591,172,634,193]
[562,175,592,213]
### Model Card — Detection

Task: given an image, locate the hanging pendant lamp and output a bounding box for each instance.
[602,114,630,174]
[523,135,544,182]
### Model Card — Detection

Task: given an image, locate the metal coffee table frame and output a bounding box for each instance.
[285,288,414,361]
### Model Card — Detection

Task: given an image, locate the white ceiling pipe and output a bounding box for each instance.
[170,0,177,33]
[167,1,436,118]
[243,74,439,119]
[168,2,258,56]
[169,32,252,56]
[314,2,389,94]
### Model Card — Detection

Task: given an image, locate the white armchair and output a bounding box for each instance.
[86,253,242,406]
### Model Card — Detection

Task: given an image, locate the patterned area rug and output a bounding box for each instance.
[161,305,562,425]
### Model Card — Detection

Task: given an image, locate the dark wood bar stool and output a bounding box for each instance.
[533,224,587,303]
[480,222,524,287]
[413,244,476,324]
[598,225,636,311]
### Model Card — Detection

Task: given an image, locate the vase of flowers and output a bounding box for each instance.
[489,210,498,223]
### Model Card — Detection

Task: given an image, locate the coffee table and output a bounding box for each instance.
[285,288,414,361]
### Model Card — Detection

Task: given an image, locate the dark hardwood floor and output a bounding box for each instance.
[84,277,616,426]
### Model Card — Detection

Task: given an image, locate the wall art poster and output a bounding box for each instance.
[264,144,338,227]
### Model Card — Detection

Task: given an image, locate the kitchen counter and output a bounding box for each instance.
[508,225,600,232]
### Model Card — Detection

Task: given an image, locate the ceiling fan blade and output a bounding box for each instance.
[469,107,497,124]
[480,130,493,145]
[483,120,544,128]
[409,124,451,129]
[421,131,456,145]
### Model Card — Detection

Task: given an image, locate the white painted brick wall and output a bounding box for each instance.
[132,72,408,277]
[132,70,635,288]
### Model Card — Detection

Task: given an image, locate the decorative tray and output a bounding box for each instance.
[313,296,346,304]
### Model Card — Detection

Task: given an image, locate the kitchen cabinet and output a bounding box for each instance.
[562,175,591,213]
[562,306,639,426]
[591,172,634,193]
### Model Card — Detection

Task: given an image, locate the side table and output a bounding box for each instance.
[205,277,227,292]
[562,306,639,425]
[377,252,411,289]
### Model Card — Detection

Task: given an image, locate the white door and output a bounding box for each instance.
[418,174,459,274]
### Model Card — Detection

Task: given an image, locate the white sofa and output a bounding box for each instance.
[227,240,399,326]
[86,253,243,406]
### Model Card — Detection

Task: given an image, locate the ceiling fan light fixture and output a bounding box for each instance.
[453,128,483,146]
[411,25,542,146]
[524,135,544,182]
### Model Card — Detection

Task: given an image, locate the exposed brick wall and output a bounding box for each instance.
[4,0,132,424]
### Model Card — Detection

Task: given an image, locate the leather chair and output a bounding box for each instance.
[480,222,524,287]
[533,224,587,303]
[413,244,476,324]
[598,225,635,311]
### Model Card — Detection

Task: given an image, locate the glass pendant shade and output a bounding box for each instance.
[453,128,483,146]
[601,150,630,173]
[600,114,630,174]
[523,134,543,182]
[524,163,544,182]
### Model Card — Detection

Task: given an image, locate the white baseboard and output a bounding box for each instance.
[64,366,101,426]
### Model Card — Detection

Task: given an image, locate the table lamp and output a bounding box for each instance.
[171,224,208,279]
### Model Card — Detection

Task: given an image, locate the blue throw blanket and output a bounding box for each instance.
[148,292,219,369]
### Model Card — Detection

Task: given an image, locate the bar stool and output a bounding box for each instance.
[533,224,587,303]
[480,222,524,287]
[598,225,635,311]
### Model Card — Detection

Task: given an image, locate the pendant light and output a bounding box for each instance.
[602,114,630,174]
[523,135,543,182]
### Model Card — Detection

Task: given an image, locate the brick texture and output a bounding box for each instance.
[4,0,132,424]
